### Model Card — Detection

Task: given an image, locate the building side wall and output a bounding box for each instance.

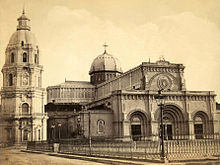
[47,87,95,104]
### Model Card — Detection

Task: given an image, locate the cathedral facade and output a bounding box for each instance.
[0,11,47,145]
[46,47,219,141]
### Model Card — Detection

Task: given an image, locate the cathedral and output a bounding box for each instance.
[1,12,220,145]
[46,47,220,141]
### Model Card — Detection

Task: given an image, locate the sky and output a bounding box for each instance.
[0,0,220,102]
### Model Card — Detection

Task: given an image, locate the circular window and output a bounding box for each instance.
[157,75,172,90]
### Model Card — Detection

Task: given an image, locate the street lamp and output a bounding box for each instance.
[51,124,55,141]
[154,90,166,161]
[58,123,62,141]
[77,115,81,136]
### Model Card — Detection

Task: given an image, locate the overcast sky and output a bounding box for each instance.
[0,0,220,102]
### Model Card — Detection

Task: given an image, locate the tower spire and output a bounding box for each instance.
[22,2,25,14]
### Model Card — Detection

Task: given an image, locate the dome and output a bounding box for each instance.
[7,10,37,46]
[89,50,122,74]
[8,30,37,46]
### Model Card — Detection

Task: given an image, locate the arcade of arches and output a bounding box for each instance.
[129,105,214,141]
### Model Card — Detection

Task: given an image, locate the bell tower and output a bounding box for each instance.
[0,10,48,145]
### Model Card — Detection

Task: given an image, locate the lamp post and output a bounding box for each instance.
[77,115,81,136]
[154,90,166,161]
[88,111,91,155]
[58,123,62,141]
[51,124,55,141]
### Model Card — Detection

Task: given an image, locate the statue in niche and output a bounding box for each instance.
[22,73,29,86]
[13,74,16,86]
[98,120,105,133]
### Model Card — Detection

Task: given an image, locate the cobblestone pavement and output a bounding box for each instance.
[0,148,105,165]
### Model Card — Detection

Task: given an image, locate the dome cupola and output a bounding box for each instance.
[8,10,37,47]
[4,10,39,66]
[89,44,122,85]
[17,9,31,31]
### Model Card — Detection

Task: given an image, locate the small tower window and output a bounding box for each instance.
[22,103,29,114]
[11,53,15,63]
[9,74,13,86]
[34,54,38,64]
[21,41,24,46]
[23,52,27,62]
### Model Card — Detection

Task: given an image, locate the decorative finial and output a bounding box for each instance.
[159,55,165,61]
[65,77,66,82]
[103,42,108,53]
[22,3,25,15]
[149,57,151,63]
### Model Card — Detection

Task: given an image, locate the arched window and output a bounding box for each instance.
[34,54,38,64]
[11,53,15,63]
[23,52,27,62]
[97,120,105,133]
[21,41,24,46]
[22,103,29,114]
[9,74,13,86]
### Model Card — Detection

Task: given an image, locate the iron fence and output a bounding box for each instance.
[27,141,53,152]
[27,133,220,161]
[59,139,161,160]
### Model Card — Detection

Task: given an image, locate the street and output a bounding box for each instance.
[0,148,104,165]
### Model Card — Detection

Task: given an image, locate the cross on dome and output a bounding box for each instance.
[159,55,165,61]
[103,43,108,53]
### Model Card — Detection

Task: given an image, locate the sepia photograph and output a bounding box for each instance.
[0,0,220,164]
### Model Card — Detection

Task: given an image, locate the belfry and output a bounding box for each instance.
[0,10,48,145]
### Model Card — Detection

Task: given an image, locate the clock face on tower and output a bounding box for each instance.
[157,74,172,90]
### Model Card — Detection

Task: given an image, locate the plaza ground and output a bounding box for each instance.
[0,148,104,165]
[1,148,220,165]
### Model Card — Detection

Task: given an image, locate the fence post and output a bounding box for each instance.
[130,140,133,159]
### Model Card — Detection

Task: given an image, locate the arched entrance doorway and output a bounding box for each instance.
[163,116,173,140]
[131,116,141,141]
[130,111,150,141]
[194,116,203,139]
[155,105,188,140]
[193,111,212,139]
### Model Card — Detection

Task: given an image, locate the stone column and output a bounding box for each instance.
[42,117,48,140]
[14,120,20,144]
[122,119,130,141]
[188,114,195,140]
[151,120,159,141]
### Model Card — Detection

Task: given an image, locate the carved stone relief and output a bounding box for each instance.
[22,73,29,86]
[157,74,172,90]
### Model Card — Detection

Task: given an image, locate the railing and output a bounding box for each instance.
[166,137,220,160]
[27,141,53,152]
[59,139,161,160]
[27,134,220,161]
